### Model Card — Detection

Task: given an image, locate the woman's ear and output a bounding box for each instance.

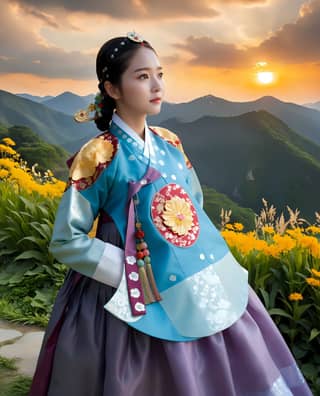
[104,81,121,100]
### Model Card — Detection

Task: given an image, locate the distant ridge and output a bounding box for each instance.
[42,91,95,115]
[149,94,320,146]
[304,101,320,112]
[161,110,320,222]
[28,90,320,146]
[0,90,97,152]
[17,93,54,103]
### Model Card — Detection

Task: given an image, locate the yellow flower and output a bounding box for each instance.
[288,293,303,301]
[225,223,234,230]
[0,169,9,179]
[305,226,320,235]
[233,222,244,231]
[1,137,16,146]
[262,226,275,234]
[296,235,320,259]
[0,144,16,156]
[310,269,320,278]
[286,228,303,238]
[0,156,65,197]
[306,277,320,287]
[272,234,296,254]
[162,196,193,235]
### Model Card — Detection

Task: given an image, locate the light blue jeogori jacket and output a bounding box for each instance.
[49,113,249,341]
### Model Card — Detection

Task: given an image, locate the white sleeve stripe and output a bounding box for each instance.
[92,243,124,287]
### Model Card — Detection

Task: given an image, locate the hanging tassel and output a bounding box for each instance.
[145,261,162,302]
[134,205,161,305]
[138,264,155,304]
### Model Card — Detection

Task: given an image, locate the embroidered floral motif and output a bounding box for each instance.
[151,184,200,247]
[67,133,118,190]
[162,196,193,236]
[149,126,192,169]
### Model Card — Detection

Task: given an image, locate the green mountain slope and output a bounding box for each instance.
[161,111,320,223]
[0,124,69,180]
[203,185,256,230]
[0,90,96,152]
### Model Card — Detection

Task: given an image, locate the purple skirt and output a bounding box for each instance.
[29,223,313,396]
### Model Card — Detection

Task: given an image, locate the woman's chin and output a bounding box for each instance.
[148,105,162,115]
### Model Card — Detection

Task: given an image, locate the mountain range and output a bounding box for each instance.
[161,111,320,223]
[0,90,97,152]
[2,89,320,224]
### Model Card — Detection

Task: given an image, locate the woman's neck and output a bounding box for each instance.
[115,110,146,141]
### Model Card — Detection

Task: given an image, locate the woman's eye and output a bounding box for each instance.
[138,74,149,80]
[159,72,164,78]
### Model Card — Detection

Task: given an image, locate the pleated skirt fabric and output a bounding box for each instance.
[29,222,313,396]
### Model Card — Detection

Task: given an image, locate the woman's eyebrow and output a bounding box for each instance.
[133,66,163,73]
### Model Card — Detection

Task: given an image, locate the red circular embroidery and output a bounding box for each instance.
[151,184,200,247]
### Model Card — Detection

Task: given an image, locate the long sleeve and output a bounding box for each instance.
[49,133,124,287]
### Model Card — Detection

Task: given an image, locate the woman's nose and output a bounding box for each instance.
[152,81,161,92]
[151,77,162,92]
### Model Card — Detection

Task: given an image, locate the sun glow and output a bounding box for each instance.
[257,71,274,85]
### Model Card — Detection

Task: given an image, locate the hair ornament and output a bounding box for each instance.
[74,92,104,123]
[127,31,145,43]
[75,32,147,122]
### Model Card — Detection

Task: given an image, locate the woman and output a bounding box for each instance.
[29,32,312,396]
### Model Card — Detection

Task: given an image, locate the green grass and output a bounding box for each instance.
[0,356,32,396]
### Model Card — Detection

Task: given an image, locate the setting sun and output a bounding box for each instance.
[257,71,274,85]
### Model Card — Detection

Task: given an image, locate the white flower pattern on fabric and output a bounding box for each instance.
[135,302,145,312]
[130,288,141,298]
[128,271,139,281]
[104,269,141,323]
[188,267,237,329]
[159,252,249,337]
[126,256,136,265]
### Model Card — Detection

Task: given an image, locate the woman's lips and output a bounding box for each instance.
[150,98,161,103]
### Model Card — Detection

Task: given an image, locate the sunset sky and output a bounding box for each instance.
[0,0,319,104]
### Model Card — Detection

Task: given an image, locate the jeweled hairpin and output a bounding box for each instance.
[127,31,144,43]
[73,92,104,123]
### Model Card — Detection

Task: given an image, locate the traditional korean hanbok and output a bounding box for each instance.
[29,112,313,396]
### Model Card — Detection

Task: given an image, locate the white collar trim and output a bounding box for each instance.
[112,112,150,158]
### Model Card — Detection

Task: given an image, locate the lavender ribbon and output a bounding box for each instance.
[124,166,162,316]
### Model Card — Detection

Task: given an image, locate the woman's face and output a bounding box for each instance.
[110,46,165,118]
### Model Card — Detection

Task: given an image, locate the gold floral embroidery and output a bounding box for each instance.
[70,136,114,179]
[162,196,193,235]
[151,183,200,247]
[67,133,118,190]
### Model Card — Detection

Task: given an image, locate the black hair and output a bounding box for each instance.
[95,36,156,131]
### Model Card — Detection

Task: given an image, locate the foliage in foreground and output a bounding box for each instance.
[0,355,31,396]
[221,199,320,393]
[0,136,65,197]
[0,181,67,326]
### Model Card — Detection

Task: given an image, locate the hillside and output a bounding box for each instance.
[0,124,69,180]
[161,111,320,223]
[0,90,97,152]
[203,185,256,230]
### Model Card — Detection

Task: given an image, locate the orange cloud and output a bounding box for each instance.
[172,0,320,67]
